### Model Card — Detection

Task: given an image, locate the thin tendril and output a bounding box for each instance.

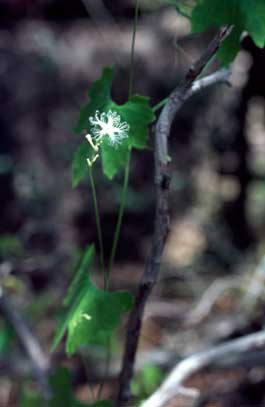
[97,337,112,400]
[98,1,139,401]
[107,150,131,286]
[107,0,140,282]
[128,0,140,98]
[88,164,106,277]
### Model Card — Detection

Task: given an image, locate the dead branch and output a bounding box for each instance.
[144,299,188,320]
[117,25,233,406]
[243,255,265,311]
[186,277,241,326]
[142,329,265,407]
[188,67,231,96]
[0,285,51,400]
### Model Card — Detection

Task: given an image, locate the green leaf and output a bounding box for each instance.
[51,245,95,352]
[131,363,165,400]
[49,367,87,407]
[21,367,89,407]
[119,95,155,149]
[75,67,115,135]
[191,0,265,65]
[0,234,23,259]
[73,67,154,184]
[72,141,95,188]
[0,321,13,354]
[63,245,95,308]
[66,279,133,355]
[163,0,196,17]
[52,245,134,356]
[100,137,130,180]
[20,388,41,407]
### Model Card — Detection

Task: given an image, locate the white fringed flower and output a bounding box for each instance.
[88,110,130,147]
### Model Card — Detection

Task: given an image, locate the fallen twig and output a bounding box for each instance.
[142,329,265,407]
[243,255,265,310]
[0,285,51,400]
[117,25,233,405]
[186,277,241,326]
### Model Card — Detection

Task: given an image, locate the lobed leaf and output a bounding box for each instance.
[191,0,265,65]
[72,141,95,188]
[21,367,112,406]
[66,279,133,355]
[73,67,154,184]
[52,245,133,356]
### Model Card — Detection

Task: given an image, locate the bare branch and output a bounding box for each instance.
[117,25,233,406]
[142,329,265,407]
[186,276,240,326]
[0,285,51,400]
[243,255,265,310]
[188,67,231,96]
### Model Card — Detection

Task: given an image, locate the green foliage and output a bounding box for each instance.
[144,0,195,16]
[20,388,41,407]
[191,0,265,65]
[100,137,130,181]
[165,0,265,65]
[0,234,23,260]
[73,67,154,184]
[52,245,133,356]
[72,141,95,188]
[167,0,196,17]
[0,320,13,354]
[131,363,165,400]
[49,367,88,407]
[21,367,113,406]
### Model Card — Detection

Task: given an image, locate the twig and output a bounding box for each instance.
[144,299,188,320]
[153,67,231,112]
[142,329,265,407]
[243,255,265,310]
[188,67,231,95]
[186,277,241,326]
[0,285,51,400]
[117,25,233,406]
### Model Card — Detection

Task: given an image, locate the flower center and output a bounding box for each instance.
[85,110,130,166]
[89,110,130,146]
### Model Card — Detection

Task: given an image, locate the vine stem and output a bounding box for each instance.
[97,337,112,400]
[82,1,139,403]
[107,150,131,285]
[97,1,139,401]
[107,0,140,282]
[88,164,106,279]
[128,0,140,97]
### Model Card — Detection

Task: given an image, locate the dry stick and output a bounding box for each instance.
[0,285,51,400]
[243,255,265,310]
[186,276,241,326]
[117,25,233,406]
[142,329,265,407]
